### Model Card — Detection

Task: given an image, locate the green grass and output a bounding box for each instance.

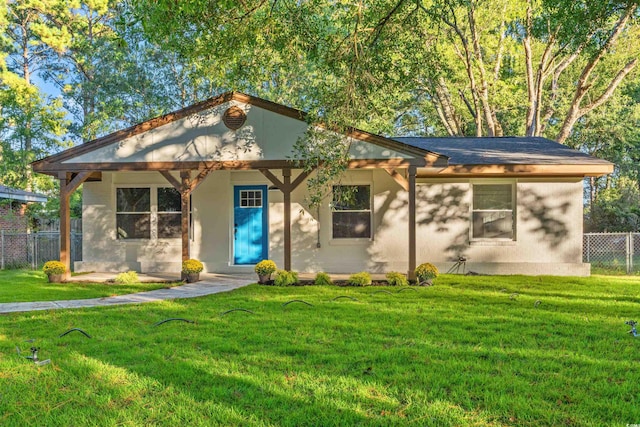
[1,274,639,426]
[590,261,640,276]
[0,269,173,303]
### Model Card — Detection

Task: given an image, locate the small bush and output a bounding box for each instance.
[274,269,299,286]
[43,261,66,275]
[347,272,372,286]
[114,271,139,284]
[255,260,277,276]
[314,272,333,286]
[386,271,409,287]
[415,262,439,283]
[182,259,203,273]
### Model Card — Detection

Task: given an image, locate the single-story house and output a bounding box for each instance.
[32,92,613,279]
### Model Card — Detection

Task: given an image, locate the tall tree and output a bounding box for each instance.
[131,0,639,210]
[1,0,69,191]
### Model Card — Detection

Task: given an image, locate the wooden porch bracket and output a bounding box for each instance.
[258,168,311,193]
[383,168,409,191]
[259,168,312,270]
[159,166,216,193]
[159,170,181,191]
[59,171,93,280]
[408,166,417,281]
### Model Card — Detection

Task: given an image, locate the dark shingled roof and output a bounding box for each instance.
[0,185,47,203]
[392,136,613,166]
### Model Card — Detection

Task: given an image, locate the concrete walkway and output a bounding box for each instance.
[0,273,254,314]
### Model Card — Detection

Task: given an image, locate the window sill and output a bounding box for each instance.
[117,238,183,243]
[469,239,517,246]
[328,238,372,246]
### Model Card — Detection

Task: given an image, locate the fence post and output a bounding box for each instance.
[1,230,4,270]
[30,233,35,270]
[633,234,637,274]
[627,232,632,275]
[34,232,37,269]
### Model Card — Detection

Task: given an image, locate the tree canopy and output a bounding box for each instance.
[0,0,638,229]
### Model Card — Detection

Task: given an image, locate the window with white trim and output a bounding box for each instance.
[117,187,184,240]
[471,184,515,240]
[157,187,182,238]
[117,188,151,239]
[332,185,371,239]
[239,189,263,207]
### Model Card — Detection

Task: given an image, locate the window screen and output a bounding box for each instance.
[472,184,514,239]
[332,185,371,239]
[116,188,151,239]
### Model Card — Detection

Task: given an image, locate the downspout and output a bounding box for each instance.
[316,206,321,248]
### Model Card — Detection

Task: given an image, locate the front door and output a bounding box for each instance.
[233,185,268,265]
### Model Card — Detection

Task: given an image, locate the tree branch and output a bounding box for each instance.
[579,58,638,115]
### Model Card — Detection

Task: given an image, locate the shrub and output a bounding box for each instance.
[386,271,409,287]
[314,272,333,286]
[182,259,203,273]
[254,260,277,276]
[43,261,66,275]
[347,272,372,286]
[114,271,139,284]
[415,263,439,283]
[274,269,299,286]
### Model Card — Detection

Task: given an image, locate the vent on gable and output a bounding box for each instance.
[222,106,247,130]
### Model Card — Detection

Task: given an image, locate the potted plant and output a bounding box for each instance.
[182,259,203,283]
[415,262,439,286]
[43,261,66,283]
[254,260,277,284]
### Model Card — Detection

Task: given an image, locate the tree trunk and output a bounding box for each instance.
[432,77,462,136]
[468,4,497,136]
[21,20,33,192]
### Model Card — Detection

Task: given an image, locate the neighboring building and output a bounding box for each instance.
[0,185,48,265]
[0,185,47,233]
[32,92,613,277]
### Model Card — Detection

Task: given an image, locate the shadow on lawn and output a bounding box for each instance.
[5,286,636,426]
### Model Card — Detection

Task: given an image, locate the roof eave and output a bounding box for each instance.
[417,163,614,177]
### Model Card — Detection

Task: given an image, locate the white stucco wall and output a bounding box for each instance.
[77,171,589,276]
[63,101,413,165]
[413,178,587,275]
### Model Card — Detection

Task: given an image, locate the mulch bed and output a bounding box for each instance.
[260,280,431,287]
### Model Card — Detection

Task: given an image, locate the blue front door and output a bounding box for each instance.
[233,185,268,265]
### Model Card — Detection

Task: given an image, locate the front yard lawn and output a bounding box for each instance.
[0,269,172,302]
[1,274,639,426]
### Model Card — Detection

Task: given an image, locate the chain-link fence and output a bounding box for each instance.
[1,231,635,275]
[583,233,640,275]
[0,231,82,270]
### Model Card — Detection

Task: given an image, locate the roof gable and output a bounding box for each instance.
[33,92,444,174]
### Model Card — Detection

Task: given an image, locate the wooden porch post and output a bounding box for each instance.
[159,168,215,265]
[283,169,292,270]
[180,170,191,262]
[59,174,71,281]
[58,171,92,280]
[258,168,312,271]
[408,166,417,280]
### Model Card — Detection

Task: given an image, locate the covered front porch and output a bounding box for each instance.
[31,92,447,280]
[51,164,426,281]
